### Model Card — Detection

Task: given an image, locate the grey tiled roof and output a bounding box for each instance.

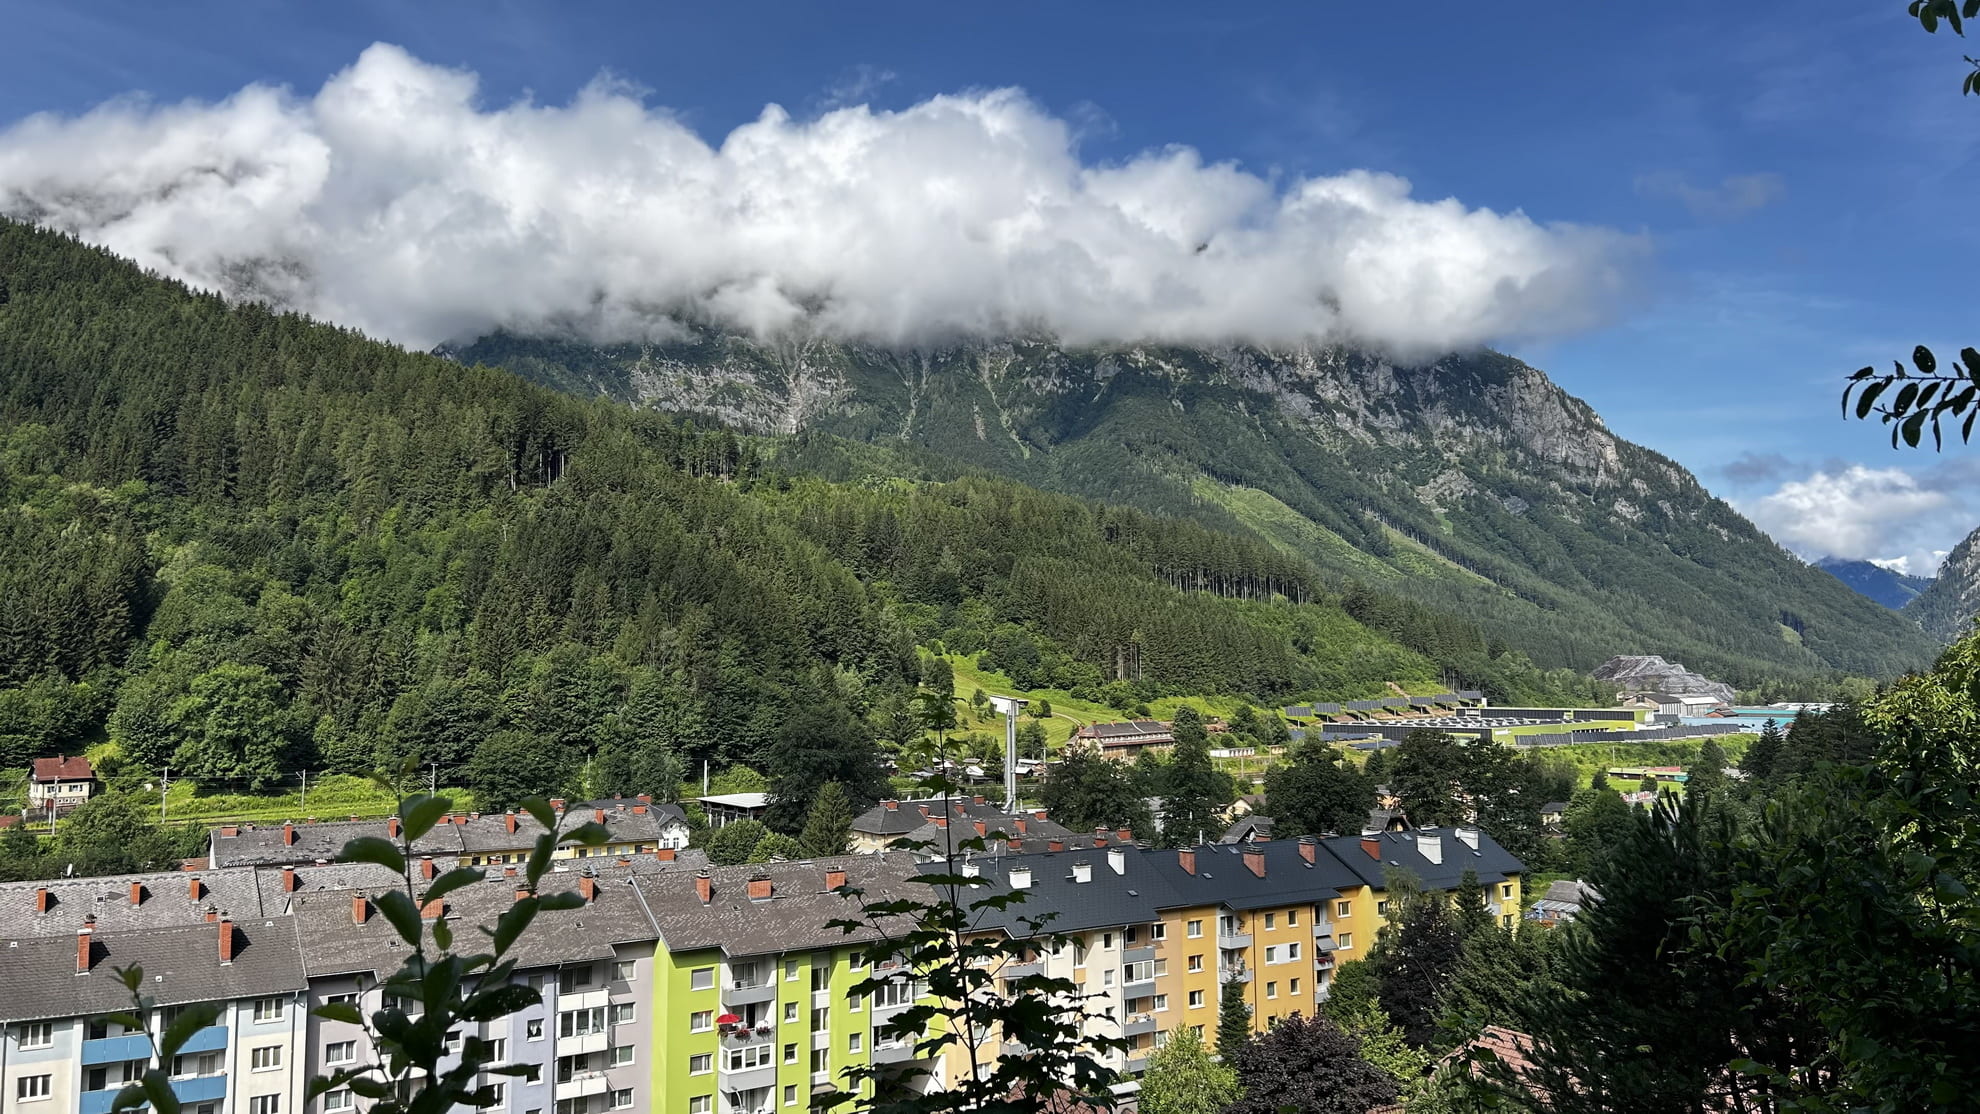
[0,867,270,937]
[210,818,464,867]
[633,854,922,959]
[0,918,308,1022]
[211,805,689,867]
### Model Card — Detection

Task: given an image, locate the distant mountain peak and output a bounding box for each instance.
[1814,556,1933,611]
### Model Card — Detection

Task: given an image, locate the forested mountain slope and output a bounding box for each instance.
[1815,556,1932,610]
[454,329,1938,687]
[1905,526,1980,642]
[1,221,1599,797]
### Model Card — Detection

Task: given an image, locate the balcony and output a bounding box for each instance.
[724,981,777,1007]
[82,1033,154,1065]
[1218,966,1252,984]
[556,1030,610,1056]
[1123,945,1157,965]
[1003,958,1044,980]
[722,1023,775,1043]
[721,1061,778,1092]
[1313,933,1336,951]
[180,1026,228,1055]
[1314,952,1335,970]
[1122,977,1156,998]
[1121,1014,1157,1037]
[872,1037,917,1064]
[560,987,611,1011]
[554,1070,611,1099]
[1314,920,1335,938]
[1217,929,1252,950]
[1124,1056,1148,1074]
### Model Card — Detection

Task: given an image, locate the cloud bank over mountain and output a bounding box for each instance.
[0,43,1642,354]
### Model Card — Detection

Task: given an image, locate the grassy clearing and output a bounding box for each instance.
[156,775,478,827]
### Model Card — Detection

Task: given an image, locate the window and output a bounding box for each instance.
[559,966,594,994]
[443,1031,463,1055]
[1335,900,1351,918]
[559,1007,607,1037]
[691,1010,713,1033]
[20,1021,53,1049]
[1267,981,1278,999]
[784,1085,798,1106]
[87,1061,145,1091]
[88,1020,111,1040]
[1151,923,1166,940]
[609,1044,634,1066]
[614,961,636,982]
[1264,913,1275,930]
[811,1007,829,1033]
[850,953,867,971]
[1337,932,1353,950]
[785,959,799,981]
[690,967,714,991]
[1287,942,1301,961]
[845,1032,861,1055]
[784,1043,798,1065]
[609,1089,633,1109]
[487,1038,508,1063]
[872,979,920,1009]
[173,1052,221,1077]
[783,1002,798,1024]
[1187,954,1203,973]
[1290,978,1301,996]
[726,1044,774,1071]
[324,1091,353,1112]
[1377,900,1390,917]
[325,1041,356,1065]
[610,1004,634,1026]
[1264,945,1280,964]
[1125,960,1155,984]
[249,1097,280,1114]
[1286,909,1299,927]
[1502,884,1515,900]
[1102,969,1115,987]
[1188,990,1205,1008]
[689,1053,713,1075]
[690,1098,712,1114]
[251,1045,283,1070]
[527,1019,545,1041]
[811,1049,829,1075]
[1102,932,1114,949]
[487,1085,506,1106]
[812,965,829,992]
[17,1074,50,1101]
[253,997,285,1022]
[1152,994,1169,1012]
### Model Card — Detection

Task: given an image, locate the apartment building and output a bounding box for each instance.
[210,800,690,871]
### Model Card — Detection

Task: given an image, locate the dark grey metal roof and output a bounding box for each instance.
[1319,829,1525,890]
[1219,816,1276,843]
[0,918,308,1022]
[946,847,1180,936]
[1140,840,1361,911]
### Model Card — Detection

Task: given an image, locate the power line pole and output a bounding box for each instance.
[160,766,169,824]
[429,763,439,797]
[299,768,308,810]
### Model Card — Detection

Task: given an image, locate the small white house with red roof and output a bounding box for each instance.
[27,755,96,813]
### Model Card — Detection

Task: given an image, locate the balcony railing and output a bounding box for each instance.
[1217,928,1252,950]
[554,1069,611,1099]
[1219,965,1252,984]
[724,980,777,1006]
[1121,1013,1157,1037]
[81,1033,154,1065]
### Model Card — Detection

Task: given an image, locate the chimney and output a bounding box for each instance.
[454,813,468,824]
[129,881,145,906]
[1015,818,1028,835]
[34,886,51,913]
[1108,848,1126,875]
[972,795,985,806]
[419,856,436,881]
[916,804,930,818]
[1361,836,1381,860]
[1178,848,1197,875]
[824,867,847,891]
[188,876,204,902]
[1009,865,1032,890]
[1007,839,1023,853]
[973,821,987,838]
[1243,846,1266,878]
[932,816,947,829]
[217,916,236,964]
[961,860,980,878]
[282,866,299,893]
[1456,826,1480,850]
[386,817,401,839]
[1033,809,1047,821]
[550,798,566,813]
[220,824,239,838]
[1298,836,1317,864]
[1416,830,1443,865]
[1072,861,1092,884]
[503,866,518,878]
[637,794,653,804]
[1048,839,1065,853]
[282,821,296,846]
[515,886,530,903]
[205,905,219,923]
[77,917,95,974]
[655,848,676,862]
[420,899,444,919]
[348,815,360,822]
[695,869,713,905]
[632,805,647,815]
[595,809,606,825]
[747,874,772,901]
[616,857,632,867]
[883,800,898,812]
[580,872,598,902]
[1117,828,1133,843]
[352,894,369,925]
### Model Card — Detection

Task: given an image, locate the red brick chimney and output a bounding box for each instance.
[189,876,204,903]
[77,916,95,974]
[632,805,647,815]
[217,916,236,964]
[505,812,518,834]
[883,799,898,812]
[1015,818,1028,835]
[34,886,51,913]
[420,899,444,919]
[386,817,401,838]
[594,809,606,825]
[579,872,598,902]
[282,866,298,893]
[514,885,529,903]
[973,821,987,837]
[419,856,436,881]
[129,881,145,907]
[695,869,712,904]
[1361,836,1381,860]
[972,795,985,806]
[655,848,676,862]
[1007,838,1023,853]
[1297,835,1317,864]
[1243,846,1266,878]
[637,794,653,805]
[220,824,239,838]
[931,816,947,829]
[503,866,518,878]
[1049,839,1065,852]
[549,798,566,812]
[282,821,296,846]
[204,905,219,923]
[824,867,847,891]
[1178,848,1197,875]
[747,874,773,901]
[1117,828,1133,843]
[1033,809,1048,821]
[616,857,633,868]
[1093,827,1109,848]
[351,894,369,925]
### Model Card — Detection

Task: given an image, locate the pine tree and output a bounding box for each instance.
[1452,868,1493,939]
[1744,718,1785,788]
[1216,976,1254,1056]
[797,781,855,858]
[1687,738,1727,799]
[1161,706,1227,847]
[1375,884,1464,1048]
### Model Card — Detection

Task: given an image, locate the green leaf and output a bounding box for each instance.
[1850,365,1876,380]
[489,898,541,955]
[457,983,542,1022]
[348,1076,396,1099]
[402,795,452,842]
[1857,380,1889,418]
[313,1001,365,1025]
[520,796,557,831]
[1895,382,1921,415]
[375,889,423,949]
[420,867,486,906]
[562,821,610,847]
[340,836,407,876]
[433,914,453,952]
[537,891,585,912]
[158,1000,224,1060]
[1902,409,1930,447]
[1915,345,1938,374]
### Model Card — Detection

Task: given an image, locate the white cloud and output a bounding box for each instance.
[0,43,1644,354]
[1635,171,1785,219]
[1738,462,1979,577]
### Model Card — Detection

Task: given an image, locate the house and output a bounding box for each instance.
[696,792,771,829]
[1220,815,1276,843]
[847,796,1087,855]
[1527,878,1598,926]
[27,755,95,813]
[1072,720,1174,759]
[1539,801,1570,827]
[1655,693,1722,717]
[209,798,690,870]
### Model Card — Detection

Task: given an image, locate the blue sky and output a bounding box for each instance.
[3,0,1976,572]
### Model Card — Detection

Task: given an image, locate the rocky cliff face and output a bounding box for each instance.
[1905,528,1980,642]
[450,329,1939,684]
[1591,655,1737,704]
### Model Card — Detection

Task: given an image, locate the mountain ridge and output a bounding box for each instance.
[452,327,1938,687]
[1814,556,1933,611]
[1905,528,1980,642]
